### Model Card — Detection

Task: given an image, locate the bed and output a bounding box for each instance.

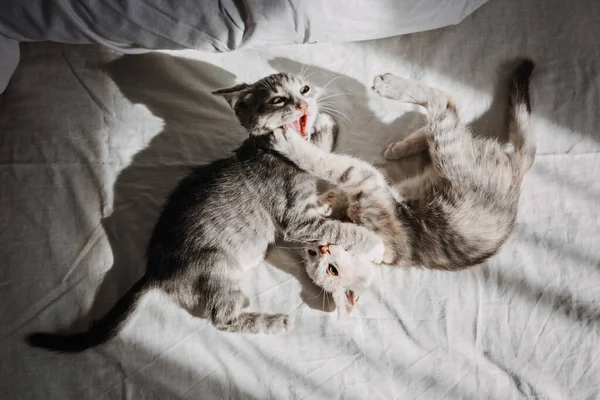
[1,0,599,398]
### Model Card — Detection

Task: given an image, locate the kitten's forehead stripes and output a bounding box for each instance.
[257,73,301,90]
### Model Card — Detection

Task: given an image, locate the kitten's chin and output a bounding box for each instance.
[248,126,274,136]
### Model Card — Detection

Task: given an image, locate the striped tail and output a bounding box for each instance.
[507,59,536,175]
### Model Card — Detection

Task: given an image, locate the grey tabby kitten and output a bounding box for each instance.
[272,60,535,317]
[26,73,384,352]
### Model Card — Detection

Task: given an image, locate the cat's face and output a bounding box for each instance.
[213,73,319,137]
[302,243,375,320]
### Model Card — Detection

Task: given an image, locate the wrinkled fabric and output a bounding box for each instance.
[0,0,488,94]
[1,0,599,398]
[0,0,488,52]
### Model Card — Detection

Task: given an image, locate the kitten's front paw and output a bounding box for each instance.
[372,73,407,99]
[316,190,339,217]
[271,127,286,141]
[264,314,294,334]
[316,200,333,217]
[270,127,293,156]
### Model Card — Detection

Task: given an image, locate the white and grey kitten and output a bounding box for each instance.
[26,73,384,352]
[273,60,536,317]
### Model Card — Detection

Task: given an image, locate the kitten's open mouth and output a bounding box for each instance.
[288,114,309,138]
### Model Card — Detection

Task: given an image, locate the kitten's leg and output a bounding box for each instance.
[372,73,443,102]
[284,215,384,264]
[372,74,467,178]
[344,193,398,265]
[384,127,429,160]
[372,73,459,130]
[272,130,386,262]
[272,128,388,194]
[199,260,292,334]
[345,191,392,232]
[371,73,432,160]
[391,166,436,198]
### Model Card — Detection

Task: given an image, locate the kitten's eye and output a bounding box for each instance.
[308,249,317,256]
[327,264,338,276]
[270,97,285,105]
[300,85,310,95]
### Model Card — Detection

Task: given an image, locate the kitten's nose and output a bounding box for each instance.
[296,100,308,111]
[319,244,331,255]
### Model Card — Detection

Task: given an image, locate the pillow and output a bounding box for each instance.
[0,35,18,94]
[0,0,489,52]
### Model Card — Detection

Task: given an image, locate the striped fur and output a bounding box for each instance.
[25,73,383,353]
[272,60,536,306]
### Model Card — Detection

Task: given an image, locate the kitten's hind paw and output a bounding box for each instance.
[372,73,408,99]
[383,142,402,160]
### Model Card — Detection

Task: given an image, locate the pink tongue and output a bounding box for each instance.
[300,115,307,135]
[292,119,302,134]
[286,115,308,137]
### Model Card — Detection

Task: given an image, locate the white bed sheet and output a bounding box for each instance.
[1,0,600,399]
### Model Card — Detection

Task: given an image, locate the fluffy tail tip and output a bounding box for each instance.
[26,332,81,353]
[514,59,535,82]
[511,59,535,112]
[26,332,59,349]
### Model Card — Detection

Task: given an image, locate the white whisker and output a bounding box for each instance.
[298,65,306,80]
[321,75,345,91]
[304,71,325,81]
[304,65,312,80]
[318,93,354,102]
[319,107,353,124]
[307,288,324,301]
[318,101,346,110]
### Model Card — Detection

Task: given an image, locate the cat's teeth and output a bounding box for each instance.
[288,115,309,139]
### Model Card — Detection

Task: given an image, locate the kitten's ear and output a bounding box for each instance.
[212,83,251,108]
[346,290,359,307]
[333,290,358,321]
